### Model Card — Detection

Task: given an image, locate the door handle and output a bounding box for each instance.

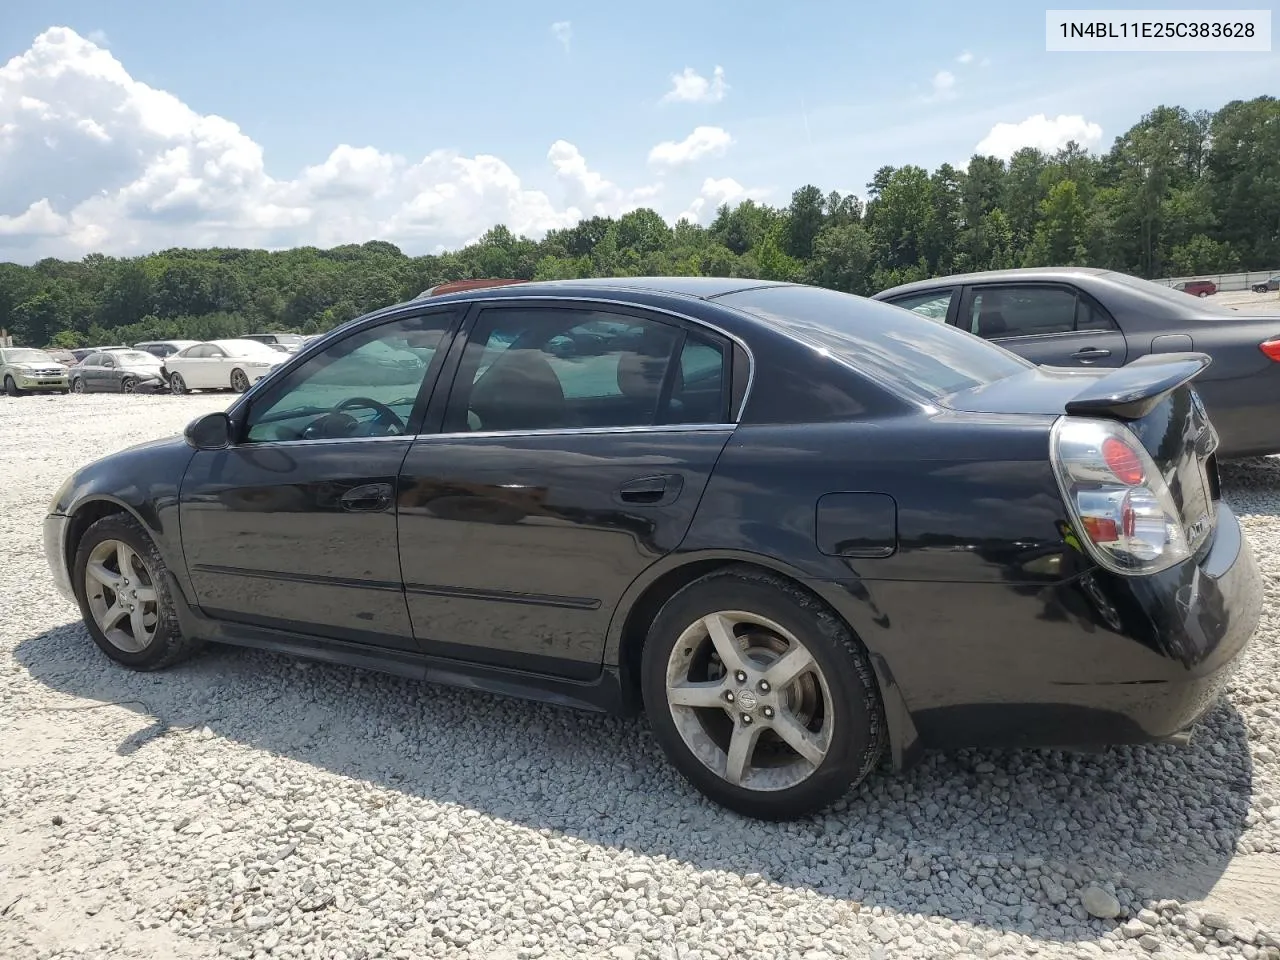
[617,474,683,505]
[340,482,393,512]
[1072,347,1112,361]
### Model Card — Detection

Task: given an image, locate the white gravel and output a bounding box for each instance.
[1,392,1278,960]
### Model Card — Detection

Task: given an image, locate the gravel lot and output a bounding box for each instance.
[1,392,1278,960]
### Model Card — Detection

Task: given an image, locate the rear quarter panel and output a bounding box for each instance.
[675,415,1217,752]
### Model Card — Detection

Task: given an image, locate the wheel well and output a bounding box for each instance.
[618,559,870,710]
[65,500,129,575]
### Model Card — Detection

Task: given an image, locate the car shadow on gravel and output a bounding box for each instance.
[17,622,1254,945]
[1220,456,1280,515]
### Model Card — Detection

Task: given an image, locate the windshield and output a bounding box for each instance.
[110,350,161,364]
[5,348,57,363]
[1103,271,1241,316]
[719,284,1032,402]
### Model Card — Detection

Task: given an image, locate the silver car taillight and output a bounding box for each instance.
[1050,416,1190,576]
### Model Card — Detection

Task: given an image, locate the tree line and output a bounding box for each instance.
[1,96,1276,349]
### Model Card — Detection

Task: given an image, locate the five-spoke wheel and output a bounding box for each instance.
[72,513,202,670]
[643,566,885,820]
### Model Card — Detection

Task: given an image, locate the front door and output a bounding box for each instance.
[397,303,737,679]
[178,308,460,650]
[957,283,1129,368]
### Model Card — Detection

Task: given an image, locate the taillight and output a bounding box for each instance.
[1261,337,1280,362]
[1051,417,1190,575]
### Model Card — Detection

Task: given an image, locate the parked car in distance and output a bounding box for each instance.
[43,277,1263,820]
[1174,279,1217,297]
[1,346,69,395]
[44,348,79,366]
[873,267,1280,458]
[69,349,166,394]
[163,339,288,394]
[1252,276,1280,294]
[241,333,306,353]
[135,340,199,360]
[68,346,126,362]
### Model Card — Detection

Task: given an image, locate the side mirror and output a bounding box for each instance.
[185,412,232,450]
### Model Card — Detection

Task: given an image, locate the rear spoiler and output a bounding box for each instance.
[1063,352,1212,420]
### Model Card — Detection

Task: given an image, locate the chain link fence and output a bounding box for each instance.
[1153,269,1280,292]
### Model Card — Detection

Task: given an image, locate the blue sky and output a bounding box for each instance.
[0,1,1276,261]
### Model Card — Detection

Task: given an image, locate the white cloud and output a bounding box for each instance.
[87,29,109,46]
[551,21,572,53]
[676,177,768,224]
[0,27,706,260]
[547,139,663,217]
[647,126,733,168]
[957,51,974,64]
[925,70,957,102]
[975,113,1104,160]
[661,66,728,104]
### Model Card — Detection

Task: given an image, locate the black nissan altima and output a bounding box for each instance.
[43,277,1264,820]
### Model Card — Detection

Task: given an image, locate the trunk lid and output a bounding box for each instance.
[939,354,1220,555]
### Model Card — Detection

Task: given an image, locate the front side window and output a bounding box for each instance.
[244,312,455,442]
[445,307,727,433]
[887,289,955,323]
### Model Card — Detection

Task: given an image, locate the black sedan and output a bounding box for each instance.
[69,348,167,394]
[42,277,1263,820]
[872,267,1280,458]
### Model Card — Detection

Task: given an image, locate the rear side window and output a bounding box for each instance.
[968,285,1117,338]
[885,289,954,323]
[719,284,1030,402]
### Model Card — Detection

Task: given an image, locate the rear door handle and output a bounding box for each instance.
[617,474,683,506]
[1072,347,1112,361]
[340,482,393,512]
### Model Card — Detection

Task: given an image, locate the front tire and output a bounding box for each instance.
[230,368,250,393]
[170,372,189,395]
[120,376,137,394]
[1198,291,1209,298]
[641,566,886,820]
[72,513,202,670]
[4,375,22,397]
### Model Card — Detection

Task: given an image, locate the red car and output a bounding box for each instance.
[1175,279,1217,297]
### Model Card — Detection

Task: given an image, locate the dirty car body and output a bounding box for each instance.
[43,278,1263,817]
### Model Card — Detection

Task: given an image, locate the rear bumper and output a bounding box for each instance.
[827,502,1263,757]
[44,513,74,602]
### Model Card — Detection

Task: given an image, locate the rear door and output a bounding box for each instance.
[396,301,738,679]
[956,282,1129,368]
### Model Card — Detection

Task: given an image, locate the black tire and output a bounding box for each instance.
[230,368,250,393]
[70,377,85,394]
[170,372,189,395]
[71,513,203,671]
[58,389,69,395]
[1198,291,1209,298]
[120,376,137,394]
[4,375,22,397]
[641,565,886,820]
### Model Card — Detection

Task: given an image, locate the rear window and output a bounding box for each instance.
[718,284,1031,401]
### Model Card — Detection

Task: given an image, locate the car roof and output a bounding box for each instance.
[872,266,1114,300]
[416,276,786,304]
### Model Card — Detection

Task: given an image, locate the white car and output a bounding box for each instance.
[164,339,287,394]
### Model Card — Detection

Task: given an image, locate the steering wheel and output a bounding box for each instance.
[299,396,406,440]
[334,396,407,432]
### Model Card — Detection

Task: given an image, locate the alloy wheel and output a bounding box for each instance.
[664,610,833,792]
[83,538,159,653]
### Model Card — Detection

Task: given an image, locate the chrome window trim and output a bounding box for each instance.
[240,422,737,450]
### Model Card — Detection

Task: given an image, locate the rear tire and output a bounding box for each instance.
[72,513,203,671]
[641,566,886,820]
[170,373,189,395]
[4,375,22,397]
[71,377,85,394]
